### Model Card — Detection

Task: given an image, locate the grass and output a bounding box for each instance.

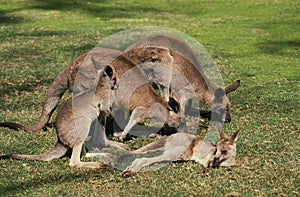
[0,0,299,196]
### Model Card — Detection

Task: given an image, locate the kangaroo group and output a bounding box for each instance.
[1,33,241,177]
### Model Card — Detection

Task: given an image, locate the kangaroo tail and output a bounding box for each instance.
[0,75,66,131]
[0,52,89,132]
[0,142,69,162]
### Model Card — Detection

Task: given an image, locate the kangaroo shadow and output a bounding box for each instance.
[257,39,300,55]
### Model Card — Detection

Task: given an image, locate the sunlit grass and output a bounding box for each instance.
[0,0,299,196]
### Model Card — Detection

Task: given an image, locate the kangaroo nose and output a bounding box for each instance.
[225,113,231,123]
[225,117,231,123]
[212,157,221,167]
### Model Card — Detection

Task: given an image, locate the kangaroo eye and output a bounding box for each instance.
[151,58,159,63]
[139,57,145,63]
[221,150,228,154]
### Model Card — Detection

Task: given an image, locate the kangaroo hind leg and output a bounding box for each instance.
[69,142,106,168]
[122,152,175,177]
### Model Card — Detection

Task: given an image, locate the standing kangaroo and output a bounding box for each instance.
[125,34,240,124]
[0,62,127,168]
[0,47,121,131]
[122,129,241,177]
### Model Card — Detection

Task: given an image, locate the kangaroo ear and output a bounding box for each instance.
[170,90,180,103]
[91,57,103,70]
[229,129,241,143]
[225,80,240,94]
[104,65,113,79]
[167,97,179,113]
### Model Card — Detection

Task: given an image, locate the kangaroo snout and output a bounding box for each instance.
[225,113,231,123]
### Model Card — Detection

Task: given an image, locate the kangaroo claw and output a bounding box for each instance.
[119,135,125,142]
[202,168,210,175]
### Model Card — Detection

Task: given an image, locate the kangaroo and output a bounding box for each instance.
[125,34,240,124]
[0,47,121,132]
[1,46,181,143]
[122,129,241,177]
[0,61,127,168]
[123,45,174,100]
[107,47,181,142]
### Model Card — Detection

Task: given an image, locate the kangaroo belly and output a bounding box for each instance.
[56,94,99,148]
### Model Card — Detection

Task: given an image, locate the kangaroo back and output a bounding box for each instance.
[0,48,121,132]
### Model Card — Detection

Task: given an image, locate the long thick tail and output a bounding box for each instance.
[0,52,89,132]
[0,142,69,162]
[0,76,66,131]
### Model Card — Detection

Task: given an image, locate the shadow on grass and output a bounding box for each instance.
[257,39,300,55]
[0,11,26,24]
[30,0,166,19]
[0,0,166,25]
[0,77,55,98]
[0,167,111,196]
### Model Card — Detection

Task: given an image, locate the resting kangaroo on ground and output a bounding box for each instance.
[122,129,241,177]
[107,47,181,142]
[0,62,127,168]
[0,47,121,132]
[125,34,240,125]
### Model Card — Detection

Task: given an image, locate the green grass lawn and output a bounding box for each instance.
[0,0,299,196]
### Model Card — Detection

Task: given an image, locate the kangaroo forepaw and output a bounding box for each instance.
[119,135,125,142]
[203,168,210,175]
[122,170,136,178]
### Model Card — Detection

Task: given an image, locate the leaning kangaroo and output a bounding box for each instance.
[0,47,121,131]
[1,46,181,143]
[122,129,241,177]
[0,62,127,168]
[125,34,240,124]
[107,47,181,142]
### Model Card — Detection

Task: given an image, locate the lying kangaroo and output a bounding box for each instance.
[125,34,240,124]
[0,62,127,168]
[122,129,241,177]
[0,47,121,132]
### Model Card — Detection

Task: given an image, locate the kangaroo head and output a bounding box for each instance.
[213,129,241,167]
[126,46,173,66]
[103,65,118,90]
[211,80,240,123]
[91,58,118,91]
[211,88,231,123]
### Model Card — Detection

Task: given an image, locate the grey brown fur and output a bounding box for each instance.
[0,63,127,168]
[1,46,181,142]
[108,47,181,141]
[0,47,121,132]
[122,129,241,177]
[125,34,240,125]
